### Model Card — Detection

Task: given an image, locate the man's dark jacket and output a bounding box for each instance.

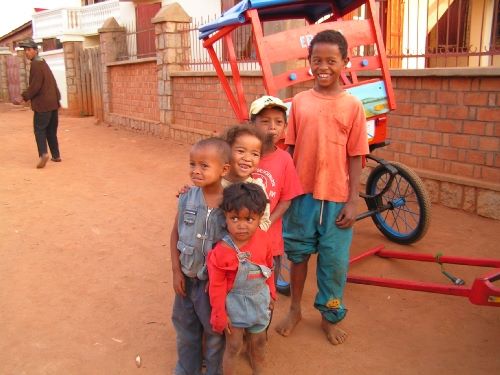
[22,56,61,112]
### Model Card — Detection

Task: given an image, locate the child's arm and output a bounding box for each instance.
[265,241,277,301]
[251,178,272,231]
[170,212,186,297]
[175,184,191,198]
[336,155,362,228]
[269,200,291,225]
[207,249,230,334]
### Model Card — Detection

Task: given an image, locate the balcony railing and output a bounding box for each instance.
[32,0,121,41]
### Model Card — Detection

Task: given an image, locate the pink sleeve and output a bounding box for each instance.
[207,248,229,334]
[265,241,277,300]
[347,99,370,156]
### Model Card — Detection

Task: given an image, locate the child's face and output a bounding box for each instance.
[189,145,229,188]
[228,134,262,181]
[254,107,286,145]
[225,208,262,245]
[309,42,347,91]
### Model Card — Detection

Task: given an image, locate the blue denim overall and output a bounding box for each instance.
[223,235,272,333]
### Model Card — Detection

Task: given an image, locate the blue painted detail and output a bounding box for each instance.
[289,72,297,81]
[392,197,406,208]
[361,58,369,67]
[199,1,365,39]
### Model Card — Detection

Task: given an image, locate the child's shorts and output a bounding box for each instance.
[283,194,352,263]
[245,322,269,334]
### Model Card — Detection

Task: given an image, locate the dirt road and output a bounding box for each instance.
[1,103,499,375]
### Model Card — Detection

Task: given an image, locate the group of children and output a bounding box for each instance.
[170,30,369,375]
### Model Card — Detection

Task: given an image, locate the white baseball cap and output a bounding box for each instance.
[249,95,288,118]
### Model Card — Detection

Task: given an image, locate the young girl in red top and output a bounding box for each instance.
[208,182,276,375]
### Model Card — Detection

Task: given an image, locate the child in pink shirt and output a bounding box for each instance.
[208,182,276,375]
[248,96,303,293]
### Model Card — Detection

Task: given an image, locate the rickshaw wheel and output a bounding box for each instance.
[366,161,431,244]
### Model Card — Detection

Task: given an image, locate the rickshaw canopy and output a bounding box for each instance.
[199,0,369,39]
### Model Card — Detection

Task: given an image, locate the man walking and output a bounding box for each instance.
[17,39,62,168]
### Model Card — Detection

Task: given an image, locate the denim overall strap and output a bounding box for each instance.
[222,235,272,279]
[223,235,271,330]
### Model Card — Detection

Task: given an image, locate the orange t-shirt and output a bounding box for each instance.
[285,89,369,202]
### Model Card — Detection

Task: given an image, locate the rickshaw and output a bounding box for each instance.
[199,0,500,306]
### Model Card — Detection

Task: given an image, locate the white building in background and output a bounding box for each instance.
[162,0,221,19]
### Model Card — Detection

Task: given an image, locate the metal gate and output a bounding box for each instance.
[6,55,21,102]
[76,46,103,122]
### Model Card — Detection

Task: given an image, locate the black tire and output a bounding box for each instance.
[365,161,431,244]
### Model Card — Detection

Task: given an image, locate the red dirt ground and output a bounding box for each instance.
[1,103,499,375]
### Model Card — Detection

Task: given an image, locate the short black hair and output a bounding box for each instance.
[224,124,266,152]
[221,182,268,216]
[308,29,348,60]
[250,106,287,124]
[191,137,231,164]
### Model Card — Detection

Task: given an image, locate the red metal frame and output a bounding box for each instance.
[202,1,500,307]
[348,246,500,307]
[202,0,396,139]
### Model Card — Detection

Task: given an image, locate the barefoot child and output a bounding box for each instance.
[275,30,369,345]
[249,96,303,291]
[208,182,276,375]
[170,137,231,375]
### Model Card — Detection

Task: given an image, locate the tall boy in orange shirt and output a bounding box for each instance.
[275,30,369,345]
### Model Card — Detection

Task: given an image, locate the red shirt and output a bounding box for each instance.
[252,148,303,256]
[207,229,276,334]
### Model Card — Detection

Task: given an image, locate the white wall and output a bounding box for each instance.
[402,1,427,69]
[40,49,68,108]
[162,0,221,19]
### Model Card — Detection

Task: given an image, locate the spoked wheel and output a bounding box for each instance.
[365,161,431,244]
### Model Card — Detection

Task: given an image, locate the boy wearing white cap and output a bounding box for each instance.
[249,96,303,293]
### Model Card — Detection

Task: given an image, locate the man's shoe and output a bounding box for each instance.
[51,157,62,162]
[36,154,49,169]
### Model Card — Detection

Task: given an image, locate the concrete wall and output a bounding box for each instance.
[40,49,68,109]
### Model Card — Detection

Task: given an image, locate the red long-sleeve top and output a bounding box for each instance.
[207,229,276,334]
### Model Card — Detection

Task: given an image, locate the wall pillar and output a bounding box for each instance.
[16,49,28,94]
[0,47,11,101]
[152,3,191,139]
[62,41,84,116]
[98,17,127,124]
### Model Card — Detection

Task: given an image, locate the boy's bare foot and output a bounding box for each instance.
[321,317,347,345]
[275,308,301,337]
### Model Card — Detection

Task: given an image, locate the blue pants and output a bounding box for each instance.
[283,194,353,324]
[172,277,224,375]
[33,110,60,158]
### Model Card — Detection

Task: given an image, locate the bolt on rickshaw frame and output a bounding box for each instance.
[199,0,500,307]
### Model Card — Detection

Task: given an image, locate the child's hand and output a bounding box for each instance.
[176,184,191,198]
[335,201,357,228]
[224,319,232,335]
[172,269,186,297]
[269,299,275,311]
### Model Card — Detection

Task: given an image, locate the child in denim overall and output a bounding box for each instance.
[208,183,276,375]
[170,137,231,375]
